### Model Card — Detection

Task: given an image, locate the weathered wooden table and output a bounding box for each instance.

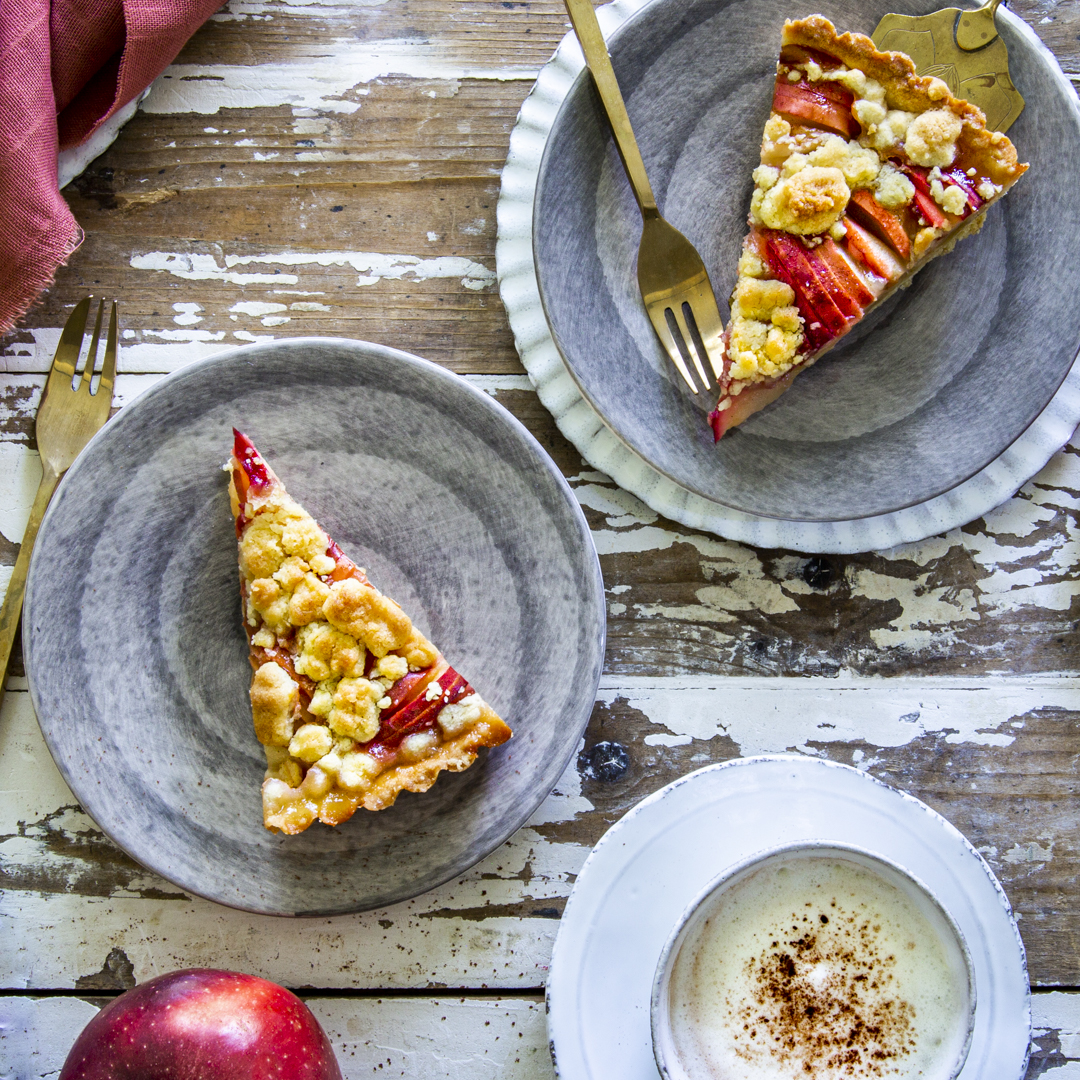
[2,0,1080,1075]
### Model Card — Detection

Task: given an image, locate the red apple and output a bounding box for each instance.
[900,166,951,229]
[764,231,857,348]
[369,666,470,753]
[911,187,948,229]
[59,969,342,1080]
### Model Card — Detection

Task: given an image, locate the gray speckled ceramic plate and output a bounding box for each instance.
[22,338,606,916]
[528,0,1080,522]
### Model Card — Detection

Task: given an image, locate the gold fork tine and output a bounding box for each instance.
[671,304,711,390]
[98,301,118,404]
[686,284,725,381]
[646,305,699,393]
[49,297,91,387]
[80,300,105,394]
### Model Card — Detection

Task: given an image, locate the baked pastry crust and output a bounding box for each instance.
[229,430,512,834]
[708,15,1028,439]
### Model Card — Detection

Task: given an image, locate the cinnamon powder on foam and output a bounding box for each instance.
[668,858,968,1080]
[733,901,916,1074]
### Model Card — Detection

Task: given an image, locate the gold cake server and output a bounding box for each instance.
[872,0,1024,132]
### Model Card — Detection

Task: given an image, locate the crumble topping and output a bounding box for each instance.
[872,162,915,208]
[903,108,962,168]
[861,108,914,152]
[240,492,329,582]
[375,653,409,681]
[439,694,485,737]
[294,620,365,681]
[250,661,299,746]
[289,722,333,763]
[726,271,804,383]
[804,136,880,188]
[912,226,940,258]
[755,165,850,234]
[324,675,383,741]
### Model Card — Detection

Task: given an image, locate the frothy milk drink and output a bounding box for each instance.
[664,853,972,1080]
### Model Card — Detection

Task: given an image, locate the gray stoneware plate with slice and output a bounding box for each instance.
[22,338,606,916]
[532,0,1080,521]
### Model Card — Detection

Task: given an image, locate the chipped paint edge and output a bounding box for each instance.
[495,2,1080,555]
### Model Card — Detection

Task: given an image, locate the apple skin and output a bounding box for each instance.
[59,969,343,1080]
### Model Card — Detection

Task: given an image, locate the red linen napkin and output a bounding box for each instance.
[0,0,224,333]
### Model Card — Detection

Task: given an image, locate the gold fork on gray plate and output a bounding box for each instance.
[0,298,117,712]
[563,0,725,394]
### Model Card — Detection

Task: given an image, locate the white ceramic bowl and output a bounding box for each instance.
[651,841,977,1080]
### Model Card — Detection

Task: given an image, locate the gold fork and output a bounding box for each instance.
[0,298,117,712]
[564,0,725,394]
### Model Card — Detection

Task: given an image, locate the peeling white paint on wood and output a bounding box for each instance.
[142,49,537,118]
[213,0,388,21]
[575,445,1080,647]
[130,251,496,291]
[0,374,531,431]
[597,675,1080,756]
[2,333,232,375]
[0,893,562,991]
[0,997,101,1079]
[1003,841,1056,866]
[0,443,40,545]
[213,0,387,24]
[1037,992,1080,1060]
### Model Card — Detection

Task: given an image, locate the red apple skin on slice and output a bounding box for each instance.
[911,188,948,229]
[848,190,912,259]
[900,165,952,228]
[709,370,800,442]
[842,217,904,282]
[817,237,877,307]
[772,79,859,138]
[764,231,858,348]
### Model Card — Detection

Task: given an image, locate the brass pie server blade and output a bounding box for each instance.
[872,0,1024,132]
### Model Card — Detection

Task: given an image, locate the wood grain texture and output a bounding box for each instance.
[2,6,1080,1074]
[2,991,1078,1078]
[3,676,1079,985]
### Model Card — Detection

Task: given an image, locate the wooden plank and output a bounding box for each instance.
[4,0,1075,370]
[1,990,1076,1078]
[0,995,549,1079]
[3,676,1079,987]
[5,415,1080,680]
[177,0,577,72]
